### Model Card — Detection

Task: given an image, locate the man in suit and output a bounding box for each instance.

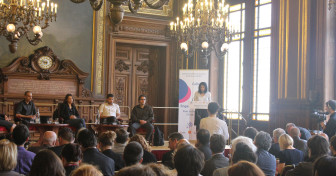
[28,131,57,154]
[162,132,184,169]
[201,134,229,176]
[77,129,114,176]
[196,129,212,161]
[49,127,74,157]
[290,127,308,155]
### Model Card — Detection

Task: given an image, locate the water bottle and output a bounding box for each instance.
[36,108,40,124]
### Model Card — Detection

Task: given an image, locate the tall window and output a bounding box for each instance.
[223,0,272,121]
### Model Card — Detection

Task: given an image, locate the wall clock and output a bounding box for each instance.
[38,56,53,70]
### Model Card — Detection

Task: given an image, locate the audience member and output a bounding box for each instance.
[28,131,57,154]
[77,129,114,176]
[162,132,184,169]
[112,128,129,155]
[196,129,212,161]
[200,102,229,140]
[49,128,74,157]
[213,142,257,176]
[146,163,175,176]
[59,94,86,130]
[201,134,229,176]
[174,145,205,176]
[228,161,265,176]
[313,155,336,176]
[98,131,124,171]
[231,136,257,154]
[0,139,22,176]
[115,164,155,176]
[286,135,330,176]
[319,133,329,142]
[129,134,157,164]
[61,143,82,176]
[269,128,285,158]
[285,123,311,140]
[15,91,36,124]
[12,124,35,175]
[29,149,65,176]
[277,134,304,173]
[330,135,336,156]
[244,127,258,141]
[254,131,276,176]
[71,164,103,176]
[123,141,144,166]
[129,95,154,141]
[0,114,16,133]
[289,127,308,155]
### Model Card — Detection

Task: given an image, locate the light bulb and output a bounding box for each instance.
[201,41,209,49]
[38,32,43,38]
[221,43,229,52]
[180,42,188,51]
[6,24,15,33]
[33,26,42,34]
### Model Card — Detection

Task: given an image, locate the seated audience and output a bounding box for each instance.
[59,94,86,130]
[71,164,103,176]
[112,128,129,155]
[289,127,308,155]
[146,163,175,176]
[115,164,155,176]
[195,129,211,161]
[77,129,114,176]
[12,124,35,175]
[228,160,265,176]
[277,134,304,173]
[28,131,57,154]
[123,141,144,166]
[213,142,257,176]
[201,134,229,176]
[330,136,336,156]
[319,132,329,142]
[231,136,257,154]
[130,95,154,141]
[98,131,124,171]
[61,143,82,176]
[162,132,184,169]
[15,91,36,124]
[174,144,205,176]
[129,134,157,164]
[286,135,330,176]
[285,123,311,140]
[0,114,16,133]
[269,128,286,158]
[243,127,258,141]
[313,155,336,176]
[0,139,21,176]
[99,94,120,124]
[254,131,276,176]
[49,127,74,157]
[200,102,229,140]
[29,149,65,176]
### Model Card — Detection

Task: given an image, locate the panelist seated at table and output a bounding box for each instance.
[0,114,16,133]
[99,94,120,124]
[59,94,86,130]
[15,91,37,124]
[130,95,154,141]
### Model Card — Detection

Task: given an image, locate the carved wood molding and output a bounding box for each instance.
[115,59,130,72]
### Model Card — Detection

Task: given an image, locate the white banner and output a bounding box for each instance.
[178,69,209,140]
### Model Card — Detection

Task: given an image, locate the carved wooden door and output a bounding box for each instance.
[114,44,157,121]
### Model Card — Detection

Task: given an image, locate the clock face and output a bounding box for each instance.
[38,56,53,70]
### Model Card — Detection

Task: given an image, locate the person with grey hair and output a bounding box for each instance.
[285,123,311,140]
[254,131,276,176]
[290,127,308,156]
[231,136,257,154]
[269,128,285,158]
[28,131,57,154]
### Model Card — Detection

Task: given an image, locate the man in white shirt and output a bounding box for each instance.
[99,94,120,124]
[200,102,229,140]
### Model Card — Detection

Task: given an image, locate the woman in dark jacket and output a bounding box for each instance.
[59,94,85,130]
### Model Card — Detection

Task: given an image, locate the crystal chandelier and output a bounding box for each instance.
[329,0,335,10]
[170,0,234,59]
[0,0,57,53]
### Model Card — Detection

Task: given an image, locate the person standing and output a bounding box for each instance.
[321,100,336,138]
[193,82,212,130]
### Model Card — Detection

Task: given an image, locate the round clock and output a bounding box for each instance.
[38,56,53,70]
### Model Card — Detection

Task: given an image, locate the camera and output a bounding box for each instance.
[311,110,327,122]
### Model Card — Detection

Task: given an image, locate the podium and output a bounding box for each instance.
[190,101,209,130]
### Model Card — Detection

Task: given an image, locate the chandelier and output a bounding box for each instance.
[0,0,57,53]
[329,0,335,10]
[70,0,169,25]
[170,0,234,60]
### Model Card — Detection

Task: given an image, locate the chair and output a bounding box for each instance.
[281,165,295,176]
[129,119,155,145]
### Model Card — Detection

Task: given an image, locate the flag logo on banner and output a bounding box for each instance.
[179,79,191,103]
